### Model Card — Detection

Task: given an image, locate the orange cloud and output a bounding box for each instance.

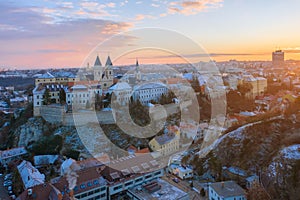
[101,22,134,35]
[167,0,223,15]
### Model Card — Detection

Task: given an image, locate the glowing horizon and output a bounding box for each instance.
[1,0,300,68]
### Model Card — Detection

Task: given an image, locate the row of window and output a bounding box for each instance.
[112,171,163,191]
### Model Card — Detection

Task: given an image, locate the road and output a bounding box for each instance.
[0,176,10,200]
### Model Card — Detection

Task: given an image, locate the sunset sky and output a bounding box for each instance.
[1,0,300,68]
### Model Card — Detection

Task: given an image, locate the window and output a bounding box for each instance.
[80,184,86,189]
[113,185,122,191]
[37,102,39,105]
[125,181,133,187]
[37,95,39,99]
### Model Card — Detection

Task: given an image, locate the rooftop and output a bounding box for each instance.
[210,181,245,198]
[128,178,189,200]
[0,147,27,160]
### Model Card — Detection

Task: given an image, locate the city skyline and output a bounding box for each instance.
[1,0,300,68]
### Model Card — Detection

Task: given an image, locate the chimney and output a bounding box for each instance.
[69,189,74,197]
[28,189,33,196]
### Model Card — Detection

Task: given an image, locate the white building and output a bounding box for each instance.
[109,81,132,106]
[133,82,168,105]
[209,181,246,200]
[17,160,45,189]
[65,84,102,109]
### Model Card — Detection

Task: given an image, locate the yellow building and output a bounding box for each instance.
[149,130,180,157]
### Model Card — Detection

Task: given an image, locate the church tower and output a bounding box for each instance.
[100,55,114,90]
[135,58,141,81]
[93,55,102,81]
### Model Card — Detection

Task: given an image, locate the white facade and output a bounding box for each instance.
[209,181,246,200]
[65,84,102,109]
[109,82,132,106]
[133,82,168,105]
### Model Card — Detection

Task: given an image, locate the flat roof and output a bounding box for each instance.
[210,181,245,198]
[128,178,189,200]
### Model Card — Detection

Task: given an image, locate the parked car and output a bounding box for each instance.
[3,181,12,187]
[10,195,16,200]
[8,186,12,191]
[4,174,12,181]
[172,178,180,183]
[8,190,13,195]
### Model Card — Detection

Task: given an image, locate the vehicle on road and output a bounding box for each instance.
[172,178,180,183]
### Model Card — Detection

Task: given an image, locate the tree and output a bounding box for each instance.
[237,82,253,97]
[246,182,271,200]
[59,88,66,104]
[43,88,51,105]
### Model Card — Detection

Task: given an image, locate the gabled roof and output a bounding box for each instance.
[105,56,113,66]
[94,55,102,66]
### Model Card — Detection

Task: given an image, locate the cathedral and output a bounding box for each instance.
[93,55,114,91]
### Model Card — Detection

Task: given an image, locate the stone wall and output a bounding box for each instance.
[40,105,115,126]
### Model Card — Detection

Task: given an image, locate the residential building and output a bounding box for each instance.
[242,75,267,99]
[34,71,78,86]
[209,181,246,200]
[168,164,193,180]
[149,132,180,157]
[0,147,27,167]
[127,178,189,200]
[17,161,45,189]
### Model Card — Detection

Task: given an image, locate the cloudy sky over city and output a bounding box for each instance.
[1,0,300,68]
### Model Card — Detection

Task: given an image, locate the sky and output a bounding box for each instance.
[1,0,300,68]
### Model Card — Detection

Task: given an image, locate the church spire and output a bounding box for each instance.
[136,58,139,67]
[94,55,102,66]
[105,55,113,66]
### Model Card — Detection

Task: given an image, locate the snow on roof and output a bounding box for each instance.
[109,82,131,91]
[71,85,88,90]
[17,160,45,189]
[134,82,167,90]
[34,155,59,166]
[0,147,27,160]
[280,144,300,160]
[38,72,55,79]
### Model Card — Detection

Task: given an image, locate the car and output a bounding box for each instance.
[10,194,16,199]
[8,186,12,191]
[172,178,180,183]
[4,174,12,181]
[3,181,12,187]
[8,190,13,195]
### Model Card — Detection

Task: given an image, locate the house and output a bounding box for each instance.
[168,164,193,180]
[149,132,180,157]
[209,181,246,200]
[17,161,45,189]
[0,147,27,167]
